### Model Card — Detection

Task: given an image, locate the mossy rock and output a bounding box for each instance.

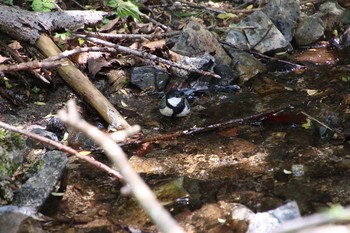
[0,128,25,178]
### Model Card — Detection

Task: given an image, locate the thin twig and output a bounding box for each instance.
[177,0,226,14]
[0,47,117,73]
[0,120,124,180]
[0,60,67,73]
[220,40,306,70]
[177,0,258,14]
[301,111,343,137]
[0,41,51,83]
[75,34,221,79]
[83,30,181,40]
[250,23,273,50]
[139,12,168,31]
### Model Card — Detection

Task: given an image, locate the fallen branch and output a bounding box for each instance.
[0,120,128,180]
[75,34,222,79]
[0,40,51,83]
[83,30,181,40]
[0,59,67,73]
[0,47,116,73]
[140,12,168,31]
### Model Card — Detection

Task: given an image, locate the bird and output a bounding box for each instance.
[159,90,190,117]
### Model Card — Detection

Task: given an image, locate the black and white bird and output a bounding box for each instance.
[159,90,190,117]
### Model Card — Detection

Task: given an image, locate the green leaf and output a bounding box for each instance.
[102,17,110,25]
[107,0,118,8]
[32,0,55,12]
[32,86,41,94]
[116,1,141,21]
[78,38,85,45]
[302,118,311,129]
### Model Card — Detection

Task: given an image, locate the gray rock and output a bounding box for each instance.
[14,150,68,210]
[130,66,169,91]
[295,15,324,46]
[268,201,301,223]
[0,205,43,233]
[224,46,266,82]
[26,128,59,149]
[262,0,300,42]
[247,201,301,233]
[225,29,250,50]
[247,212,280,233]
[240,11,291,53]
[172,19,232,66]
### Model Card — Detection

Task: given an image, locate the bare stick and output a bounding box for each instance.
[139,12,168,31]
[75,34,221,79]
[301,111,342,136]
[83,31,181,40]
[0,47,115,73]
[57,100,185,233]
[0,60,67,73]
[0,41,51,83]
[0,120,126,180]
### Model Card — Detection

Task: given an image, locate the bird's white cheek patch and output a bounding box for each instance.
[167,97,181,107]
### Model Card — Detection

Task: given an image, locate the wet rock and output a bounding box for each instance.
[294,15,324,46]
[212,64,239,87]
[0,205,43,233]
[224,202,255,233]
[74,219,115,233]
[67,130,97,150]
[26,127,59,149]
[223,46,266,82]
[130,66,169,91]
[292,46,338,66]
[172,19,232,66]
[181,203,233,232]
[110,177,194,230]
[261,0,300,42]
[14,150,68,210]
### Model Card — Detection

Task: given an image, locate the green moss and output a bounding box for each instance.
[36,159,44,170]
[0,128,8,141]
[10,132,24,149]
[0,129,24,152]
[0,129,23,177]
